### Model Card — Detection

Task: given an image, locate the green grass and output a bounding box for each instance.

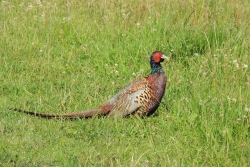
[1,0,249,166]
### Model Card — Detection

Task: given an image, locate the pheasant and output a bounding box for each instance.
[10,51,168,119]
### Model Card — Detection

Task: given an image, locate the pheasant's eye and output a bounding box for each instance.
[153,52,162,62]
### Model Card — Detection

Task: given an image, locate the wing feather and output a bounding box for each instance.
[108,77,148,117]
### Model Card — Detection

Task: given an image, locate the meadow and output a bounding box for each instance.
[0,0,249,166]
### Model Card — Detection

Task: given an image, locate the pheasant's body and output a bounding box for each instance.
[105,73,166,117]
[11,51,168,119]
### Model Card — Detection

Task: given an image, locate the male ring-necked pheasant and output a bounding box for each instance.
[11,51,168,119]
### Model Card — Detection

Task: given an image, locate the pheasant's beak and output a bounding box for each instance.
[161,54,170,62]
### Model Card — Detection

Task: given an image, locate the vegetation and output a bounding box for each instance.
[0,0,249,166]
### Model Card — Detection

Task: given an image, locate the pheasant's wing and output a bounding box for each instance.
[107,77,150,117]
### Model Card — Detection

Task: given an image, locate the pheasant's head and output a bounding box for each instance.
[150,51,169,74]
[151,51,169,63]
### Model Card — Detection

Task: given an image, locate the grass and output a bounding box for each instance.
[0,0,249,166]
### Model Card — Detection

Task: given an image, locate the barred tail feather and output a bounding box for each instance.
[9,108,107,119]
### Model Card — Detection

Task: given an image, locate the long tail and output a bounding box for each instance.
[9,104,113,119]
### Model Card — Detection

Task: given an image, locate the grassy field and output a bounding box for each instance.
[0,0,249,166]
